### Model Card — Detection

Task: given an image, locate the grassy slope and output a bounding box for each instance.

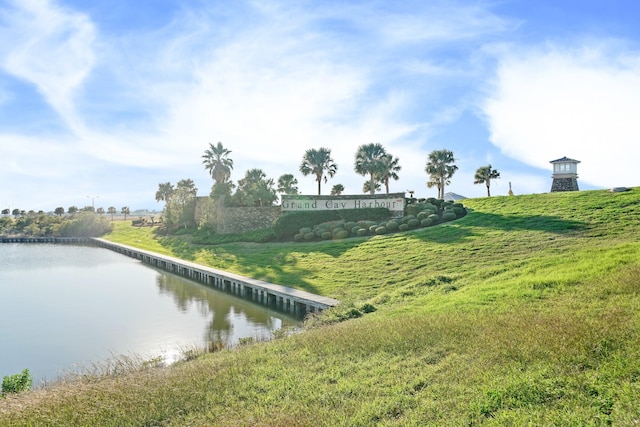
[1,189,639,426]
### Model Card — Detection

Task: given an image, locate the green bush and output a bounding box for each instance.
[401,215,416,224]
[443,212,457,221]
[416,211,429,220]
[293,233,304,242]
[300,227,312,235]
[428,213,440,223]
[399,223,409,231]
[407,218,420,228]
[375,226,387,235]
[273,211,341,239]
[2,369,32,395]
[334,230,349,239]
[453,207,465,216]
[386,220,399,231]
[360,303,377,313]
[304,232,315,241]
[338,208,390,222]
[321,231,332,240]
[356,228,368,237]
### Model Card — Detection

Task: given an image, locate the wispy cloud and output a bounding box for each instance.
[482,41,640,188]
[0,0,95,130]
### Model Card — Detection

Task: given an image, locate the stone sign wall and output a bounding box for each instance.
[282,193,405,216]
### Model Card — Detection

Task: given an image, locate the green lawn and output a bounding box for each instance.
[2,189,639,426]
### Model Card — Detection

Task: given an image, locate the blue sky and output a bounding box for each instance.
[1,0,639,212]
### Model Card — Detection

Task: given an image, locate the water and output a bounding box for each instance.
[0,244,300,386]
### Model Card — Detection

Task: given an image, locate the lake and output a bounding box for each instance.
[0,243,300,386]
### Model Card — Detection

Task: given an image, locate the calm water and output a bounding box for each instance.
[0,244,300,385]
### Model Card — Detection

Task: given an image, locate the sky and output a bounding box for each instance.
[1,0,640,212]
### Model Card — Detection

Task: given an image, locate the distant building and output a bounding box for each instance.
[550,156,580,192]
[443,192,467,201]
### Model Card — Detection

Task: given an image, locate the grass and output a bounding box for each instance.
[1,189,639,425]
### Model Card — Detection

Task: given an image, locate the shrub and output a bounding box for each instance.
[401,215,416,224]
[334,230,349,239]
[407,218,420,228]
[417,211,427,220]
[399,223,409,231]
[428,213,440,223]
[273,211,341,239]
[356,228,368,237]
[293,233,304,242]
[369,225,379,233]
[386,220,399,231]
[321,231,332,240]
[338,208,390,222]
[2,369,32,395]
[453,207,465,216]
[300,227,312,235]
[375,226,387,235]
[443,212,457,221]
[420,218,433,227]
[304,232,315,241]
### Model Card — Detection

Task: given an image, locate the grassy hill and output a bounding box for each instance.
[2,189,639,426]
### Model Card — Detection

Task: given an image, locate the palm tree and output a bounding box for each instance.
[176,179,197,196]
[202,142,234,184]
[299,147,338,195]
[108,206,116,220]
[362,180,382,194]
[155,182,174,203]
[354,143,387,195]
[474,164,500,197]
[425,149,458,199]
[330,184,344,195]
[378,154,401,194]
[121,206,130,220]
[277,174,299,195]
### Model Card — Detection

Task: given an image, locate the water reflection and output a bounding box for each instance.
[154,271,300,346]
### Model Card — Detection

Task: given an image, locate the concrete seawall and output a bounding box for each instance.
[92,238,339,316]
[0,237,91,243]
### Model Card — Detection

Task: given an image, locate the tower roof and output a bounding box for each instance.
[550,156,580,164]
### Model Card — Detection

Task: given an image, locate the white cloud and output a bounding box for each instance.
[0,0,96,128]
[483,43,640,188]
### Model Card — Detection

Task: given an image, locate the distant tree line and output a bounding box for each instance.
[0,210,113,237]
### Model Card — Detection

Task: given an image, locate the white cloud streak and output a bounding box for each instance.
[483,43,640,189]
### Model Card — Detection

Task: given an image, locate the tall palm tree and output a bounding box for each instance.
[121,206,130,220]
[362,180,382,194]
[299,147,338,195]
[155,182,175,203]
[202,142,234,184]
[354,143,387,195]
[473,164,500,197]
[425,149,458,200]
[378,154,401,194]
[277,174,299,195]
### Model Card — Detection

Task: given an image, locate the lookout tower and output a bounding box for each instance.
[550,156,580,192]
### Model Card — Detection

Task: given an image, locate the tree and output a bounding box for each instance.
[121,206,130,220]
[96,207,105,215]
[425,149,458,200]
[234,169,277,207]
[474,164,501,197]
[155,182,174,203]
[354,143,388,195]
[299,147,338,195]
[202,142,234,184]
[362,180,382,194]
[1,208,9,215]
[277,174,299,195]
[12,208,21,217]
[176,179,197,196]
[165,180,198,230]
[67,206,78,215]
[108,206,116,221]
[54,207,65,216]
[378,154,401,194]
[330,184,344,195]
